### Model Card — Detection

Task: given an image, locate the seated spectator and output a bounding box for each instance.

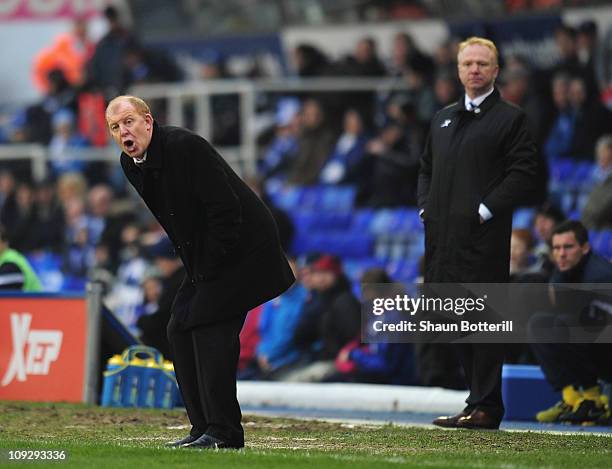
[356,97,422,207]
[2,182,37,253]
[258,97,301,182]
[532,202,566,278]
[133,272,163,336]
[47,109,90,177]
[433,72,460,112]
[530,221,612,425]
[388,32,435,80]
[581,135,612,230]
[319,109,369,185]
[566,76,612,160]
[240,257,307,379]
[136,236,185,360]
[25,68,77,144]
[544,73,574,161]
[334,37,387,77]
[0,225,42,291]
[330,268,416,385]
[510,229,547,282]
[104,222,151,331]
[285,255,361,382]
[291,44,331,77]
[286,99,336,186]
[29,179,65,253]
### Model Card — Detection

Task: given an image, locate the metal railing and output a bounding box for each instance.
[0,77,409,181]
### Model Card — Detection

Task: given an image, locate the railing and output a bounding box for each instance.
[0,77,409,181]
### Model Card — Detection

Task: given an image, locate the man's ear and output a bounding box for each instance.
[145,114,153,130]
[582,241,591,255]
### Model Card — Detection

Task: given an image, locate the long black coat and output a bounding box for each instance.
[417,89,539,283]
[121,122,295,327]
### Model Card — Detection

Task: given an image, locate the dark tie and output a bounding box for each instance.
[469,101,477,111]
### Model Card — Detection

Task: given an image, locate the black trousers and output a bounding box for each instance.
[167,312,246,444]
[456,343,505,420]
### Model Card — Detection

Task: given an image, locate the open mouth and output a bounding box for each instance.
[123,139,135,152]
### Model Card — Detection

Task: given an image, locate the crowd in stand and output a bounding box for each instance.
[0,6,612,423]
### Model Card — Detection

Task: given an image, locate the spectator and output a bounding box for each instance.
[122,43,183,88]
[287,255,361,382]
[24,69,77,144]
[0,225,42,291]
[335,37,387,77]
[582,135,612,230]
[532,202,566,278]
[531,221,612,424]
[32,16,94,93]
[136,236,185,360]
[133,272,163,336]
[104,222,151,331]
[500,60,547,147]
[0,172,17,226]
[319,108,369,185]
[241,258,307,379]
[567,76,612,160]
[433,72,460,112]
[198,50,240,145]
[286,99,336,185]
[87,5,139,98]
[238,305,264,375]
[3,183,36,253]
[510,228,548,282]
[258,97,301,182]
[331,268,416,385]
[291,44,331,77]
[47,109,90,177]
[29,180,65,253]
[388,32,435,80]
[357,97,423,207]
[544,73,574,160]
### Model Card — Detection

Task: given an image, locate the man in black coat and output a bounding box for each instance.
[417,37,539,429]
[106,95,295,449]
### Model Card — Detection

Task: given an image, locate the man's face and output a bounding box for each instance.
[106,100,153,159]
[458,44,498,98]
[551,231,590,272]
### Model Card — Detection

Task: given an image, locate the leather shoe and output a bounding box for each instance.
[456,409,501,430]
[183,434,244,450]
[165,434,202,447]
[432,409,472,428]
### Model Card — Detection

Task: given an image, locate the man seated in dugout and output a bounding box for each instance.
[529,220,612,425]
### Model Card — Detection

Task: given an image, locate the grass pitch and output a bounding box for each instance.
[0,402,611,468]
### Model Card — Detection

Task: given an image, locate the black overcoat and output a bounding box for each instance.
[417,89,539,283]
[121,122,295,327]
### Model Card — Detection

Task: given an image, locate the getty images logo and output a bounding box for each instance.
[1,313,63,386]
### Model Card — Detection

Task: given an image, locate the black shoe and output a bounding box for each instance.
[560,399,610,425]
[184,434,244,450]
[165,434,202,447]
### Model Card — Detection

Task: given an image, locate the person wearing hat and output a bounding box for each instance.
[287,254,361,382]
[106,95,294,450]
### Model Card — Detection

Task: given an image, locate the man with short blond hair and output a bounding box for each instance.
[106,95,294,449]
[418,37,539,429]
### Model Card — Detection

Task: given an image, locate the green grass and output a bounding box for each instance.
[0,402,611,468]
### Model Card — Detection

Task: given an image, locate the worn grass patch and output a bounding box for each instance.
[0,401,611,468]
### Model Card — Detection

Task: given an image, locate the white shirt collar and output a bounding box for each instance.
[133,152,147,164]
[464,87,495,110]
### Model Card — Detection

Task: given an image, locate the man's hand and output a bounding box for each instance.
[257,355,271,372]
